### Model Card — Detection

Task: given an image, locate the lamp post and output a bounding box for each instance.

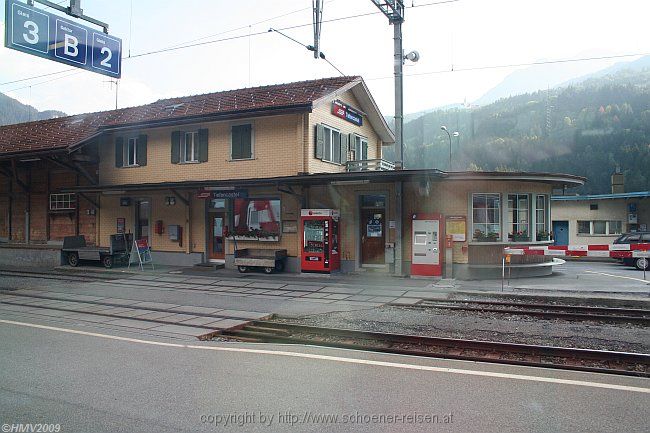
[440,126,458,171]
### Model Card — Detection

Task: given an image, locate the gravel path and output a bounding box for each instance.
[276,305,650,353]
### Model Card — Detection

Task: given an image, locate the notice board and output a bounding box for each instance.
[445,216,466,242]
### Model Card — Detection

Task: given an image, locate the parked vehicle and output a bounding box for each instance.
[613,232,650,270]
[63,234,131,268]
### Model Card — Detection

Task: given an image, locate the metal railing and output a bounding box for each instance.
[346,159,395,172]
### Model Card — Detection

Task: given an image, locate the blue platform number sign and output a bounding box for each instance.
[4,0,121,78]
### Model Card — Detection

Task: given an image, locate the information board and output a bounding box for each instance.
[129,238,154,270]
[4,0,121,78]
[445,216,466,242]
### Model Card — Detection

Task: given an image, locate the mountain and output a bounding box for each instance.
[560,55,650,87]
[473,54,650,106]
[0,92,66,126]
[396,66,650,194]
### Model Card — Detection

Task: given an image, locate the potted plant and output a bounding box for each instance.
[536,230,550,241]
[511,230,530,242]
[474,229,499,242]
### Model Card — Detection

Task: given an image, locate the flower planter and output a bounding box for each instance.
[536,235,550,242]
[512,236,530,242]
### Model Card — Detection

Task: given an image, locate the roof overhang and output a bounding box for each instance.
[60,169,446,194]
[443,171,586,188]
[552,191,650,201]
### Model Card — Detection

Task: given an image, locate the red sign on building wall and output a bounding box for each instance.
[331,100,363,126]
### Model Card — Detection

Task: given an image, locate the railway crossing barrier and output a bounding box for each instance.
[501,243,650,290]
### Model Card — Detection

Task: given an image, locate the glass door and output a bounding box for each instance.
[208,212,226,261]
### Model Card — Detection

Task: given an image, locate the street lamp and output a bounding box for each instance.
[440,126,459,171]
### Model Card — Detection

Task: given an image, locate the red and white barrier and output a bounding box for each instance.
[504,243,650,258]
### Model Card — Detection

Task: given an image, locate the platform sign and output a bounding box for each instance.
[4,0,121,78]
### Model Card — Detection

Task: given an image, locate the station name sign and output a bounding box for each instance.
[196,189,249,199]
[331,100,363,126]
[4,0,122,78]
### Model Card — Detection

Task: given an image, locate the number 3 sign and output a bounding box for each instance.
[5,0,121,78]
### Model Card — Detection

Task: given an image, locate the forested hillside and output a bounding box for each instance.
[393,68,650,194]
[0,92,66,126]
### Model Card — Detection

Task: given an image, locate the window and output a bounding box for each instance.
[353,135,368,161]
[115,135,147,168]
[49,193,76,211]
[577,220,622,235]
[590,204,598,210]
[535,195,549,239]
[172,129,207,164]
[609,220,622,235]
[508,194,530,239]
[315,124,347,164]
[472,193,501,241]
[323,126,341,163]
[578,220,591,234]
[126,137,138,166]
[231,124,253,160]
[593,220,607,234]
[181,131,198,163]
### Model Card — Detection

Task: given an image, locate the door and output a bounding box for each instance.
[208,212,226,261]
[361,208,385,265]
[135,199,150,242]
[553,221,568,246]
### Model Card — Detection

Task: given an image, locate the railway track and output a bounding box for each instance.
[390,298,650,325]
[0,269,119,283]
[223,321,650,377]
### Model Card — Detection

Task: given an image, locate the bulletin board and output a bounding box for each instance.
[446,216,466,242]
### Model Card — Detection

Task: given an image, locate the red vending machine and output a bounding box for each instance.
[300,209,340,273]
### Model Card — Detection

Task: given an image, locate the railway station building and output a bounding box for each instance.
[0,76,584,278]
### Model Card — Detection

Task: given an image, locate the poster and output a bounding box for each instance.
[233,198,281,237]
[446,216,466,242]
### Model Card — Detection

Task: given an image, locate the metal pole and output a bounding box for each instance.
[393,21,404,276]
[394,22,403,169]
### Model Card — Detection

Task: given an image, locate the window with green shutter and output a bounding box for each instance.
[231,124,252,160]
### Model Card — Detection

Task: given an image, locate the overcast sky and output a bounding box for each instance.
[1,0,649,117]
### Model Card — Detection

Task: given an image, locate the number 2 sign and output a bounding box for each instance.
[4,0,121,78]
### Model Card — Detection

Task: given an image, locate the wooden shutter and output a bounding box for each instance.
[241,124,252,159]
[114,137,123,168]
[348,133,355,160]
[136,134,147,166]
[362,140,368,160]
[171,131,181,164]
[231,126,241,160]
[340,133,348,164]
[315,124,324,159]
[198,129,209,162]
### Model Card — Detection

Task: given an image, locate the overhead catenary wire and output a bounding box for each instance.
[1,0,458,87]
[2,0,649,95]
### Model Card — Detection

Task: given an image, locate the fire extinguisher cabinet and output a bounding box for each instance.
[300,209,340,273]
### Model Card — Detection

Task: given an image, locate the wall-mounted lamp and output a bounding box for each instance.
[165,196,176,206]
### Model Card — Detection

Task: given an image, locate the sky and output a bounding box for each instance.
[1,0,650,117]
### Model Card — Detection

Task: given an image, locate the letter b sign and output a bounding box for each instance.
[54,19,87,65]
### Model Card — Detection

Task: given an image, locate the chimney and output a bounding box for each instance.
[611,167,625,194]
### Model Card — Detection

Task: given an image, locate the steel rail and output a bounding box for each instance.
[391,299,650,324]
[223,321,650,377]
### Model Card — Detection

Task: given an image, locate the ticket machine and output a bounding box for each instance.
[410,213,444,276]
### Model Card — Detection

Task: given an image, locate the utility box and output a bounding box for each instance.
[168,224,181,242]
[410,213,444,277]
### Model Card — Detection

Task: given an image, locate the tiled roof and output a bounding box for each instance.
[0,76,359,157]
